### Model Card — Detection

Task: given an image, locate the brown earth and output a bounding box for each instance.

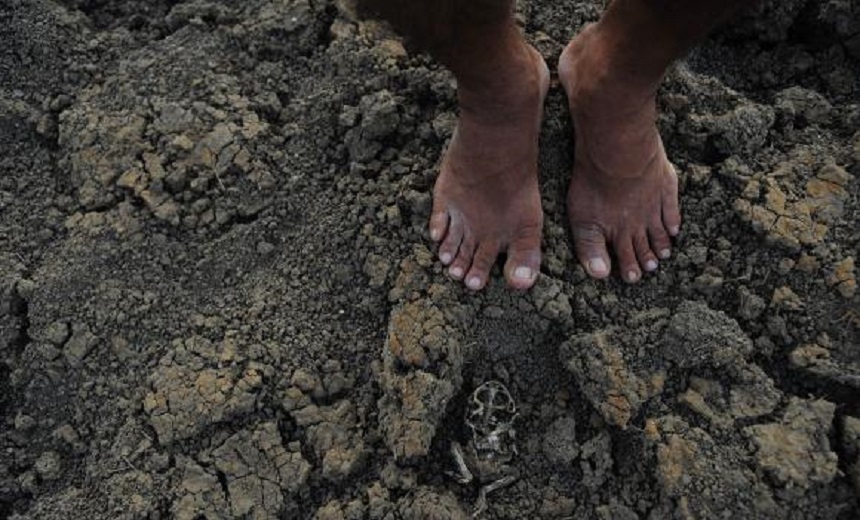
[1,0,859,519]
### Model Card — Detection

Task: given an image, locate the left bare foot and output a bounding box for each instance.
[559,24,681,283]
[430,42,550,291]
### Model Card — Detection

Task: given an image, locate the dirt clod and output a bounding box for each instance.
[745,398,839,489]
[143,337,263,444]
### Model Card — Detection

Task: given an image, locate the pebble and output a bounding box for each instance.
[34,451,62,481]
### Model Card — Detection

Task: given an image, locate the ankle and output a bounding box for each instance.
[457,43,543,123]
[567,23,664,100]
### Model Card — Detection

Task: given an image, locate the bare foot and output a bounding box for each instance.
[430,44,550,291]
[559,24,681,283]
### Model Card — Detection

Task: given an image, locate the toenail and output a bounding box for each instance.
[627,270,639,282]
[588,258,608,276]
[513,266,534,280]
[669,225,680,236]
[645,260,658,272]
[430,227,442,241]
[450,266,464,279]
[440,252,452,264]
[466,276,482,290]
[659,249,671,260]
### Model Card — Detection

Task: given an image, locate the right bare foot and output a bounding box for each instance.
[559,24,681,283]
[430,42,550,291]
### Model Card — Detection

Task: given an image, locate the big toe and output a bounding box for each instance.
[504,234,541,290]
[572,223,611,279]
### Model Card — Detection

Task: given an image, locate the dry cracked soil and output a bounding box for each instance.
[1,0,860,519]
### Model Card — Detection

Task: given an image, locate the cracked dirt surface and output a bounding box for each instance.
[1,0,859,519]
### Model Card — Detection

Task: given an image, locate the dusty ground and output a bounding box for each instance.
[1,0,859,518]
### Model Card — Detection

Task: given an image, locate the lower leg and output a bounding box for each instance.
[560,0,747,282]
[359,0,550,290]
[595,0,748,85]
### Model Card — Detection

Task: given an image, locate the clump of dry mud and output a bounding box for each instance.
[1,0,858,519]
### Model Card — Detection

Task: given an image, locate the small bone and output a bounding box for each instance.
[448,442,473,484]
[473,474,518,518]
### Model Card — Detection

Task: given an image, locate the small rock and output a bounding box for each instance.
[315,501,345,520]
[164,169,188,193]
[339,105,360,129]
[366,481,393,519]
[596,501,639,520]
[741,179,761,199]
[542,416,579,465]
[795,253,820,273]
[777,258,795,274]
[36,343,62,361]
[343,498,367,520]
[532,276,572,323]
[842,415,860,494]
[117,168,145,191]
[330,18,356,40]
[693,271,723,296]
[257,241,275,255]
[34,451,62,481]
[15,278,35,300]
[775,86,833,126]
[852,131,860,164]
[44,321,70,346]
[826,256,856,298]
[539,494,576,518]
[111,336,133,361]
[172,134,194,151]
[363,253,390,288]
[322,443,367,481]
[283,386,311,412]
[377,39,407,59]
[737,286,766,320]
[53,424,81,448]
[432,112,456,139]
[687,164,712,186]
[64,323,98,367]
[14,414,36,431]
[771,285,803,311]
[17,471,37,494]
[291,368,323,396]
[359,90,400,141]
[396,487,468,520]
[292,404,324,426]
[153,199,181,226]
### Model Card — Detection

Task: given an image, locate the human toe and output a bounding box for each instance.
[448,235,476,281]
[438,214,464,266]
[572,223,611,279]
[615,236,641,283]
[647,217,671,257]
[503,237,541,290]
[633,232,659,273]
[464,240,501,291]
[662,164,682,237]
[429,211,449,242]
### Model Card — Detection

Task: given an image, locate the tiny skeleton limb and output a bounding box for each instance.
[449,443,473,484]
[472,475,517,518]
